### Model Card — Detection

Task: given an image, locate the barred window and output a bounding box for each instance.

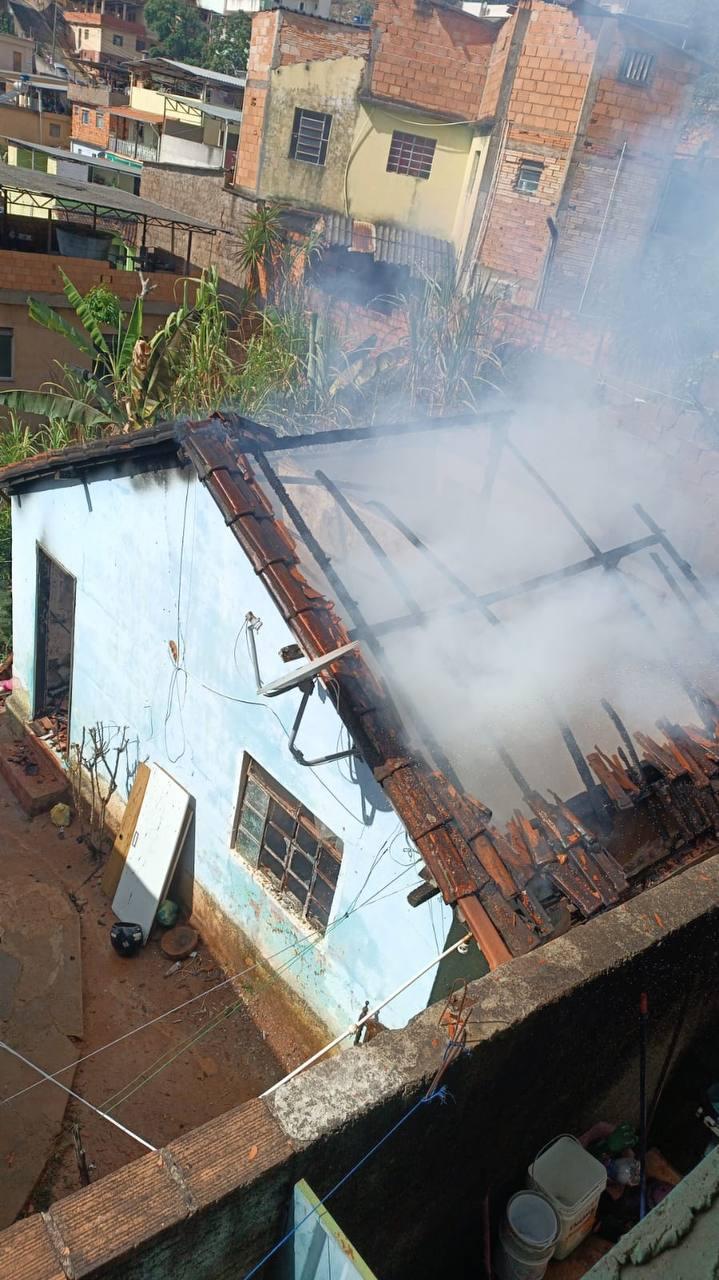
[233,758,343,933]
[516,159,543,194]
[386,130,436,180]
[619,49,655,86]
[289,108,332,166]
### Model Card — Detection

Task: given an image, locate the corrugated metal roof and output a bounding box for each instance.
[0,158,220,230]
[109,105,164,124]
[167,95,243,125]
[156,58,246,89]
[317,213,453,279]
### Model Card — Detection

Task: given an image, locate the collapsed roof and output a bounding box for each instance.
[2,410,719,967]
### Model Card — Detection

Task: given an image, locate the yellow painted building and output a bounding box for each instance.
[251,55,490,257]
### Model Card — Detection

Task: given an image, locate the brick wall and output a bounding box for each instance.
[541,28,697,312]
[71,102,111,149]
[478,6,517,119]
[476,1,601,303]
[277,10,369,64]
[234,9,279,192]
[0,251,179,302]
[369,0,499,117]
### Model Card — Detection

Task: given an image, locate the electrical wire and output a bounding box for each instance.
[0,1040,156,1152]
[101,855,423,1115]
[0,853,421,1112]
[241,1088,449,1280]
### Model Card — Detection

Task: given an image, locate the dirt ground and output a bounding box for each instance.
[0,714,327,1217]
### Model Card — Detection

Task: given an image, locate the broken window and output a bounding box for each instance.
[34,548,75,727]
[233,758,343,933]
[619,49,655,85]
[516,159,543,194]
[0,328,12,379]
[289,108,332,166]
[386,130,436,180]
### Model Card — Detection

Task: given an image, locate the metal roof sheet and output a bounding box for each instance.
[317,213,453,278]
[4,137,131,174]
[167,95,243,125]
[109,104,164,124]
[156,58,246,89]
[0,158,220,230]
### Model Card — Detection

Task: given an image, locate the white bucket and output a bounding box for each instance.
[494,1191,559,1280]
[528,1135,607,1260]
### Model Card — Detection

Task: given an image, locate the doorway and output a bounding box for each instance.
[34,547,75,730]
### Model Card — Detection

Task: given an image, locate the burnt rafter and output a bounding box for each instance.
[3,412,719,969]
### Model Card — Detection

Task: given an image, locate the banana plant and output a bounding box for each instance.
[0,270,199,432]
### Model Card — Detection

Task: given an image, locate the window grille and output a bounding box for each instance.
[289,108,332,166]
[619,49,655,85]
[386,130,436,180]
[233,759,343,933]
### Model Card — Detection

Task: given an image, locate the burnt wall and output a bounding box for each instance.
[4,852,719,1280]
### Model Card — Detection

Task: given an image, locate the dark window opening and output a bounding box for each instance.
[516,159,543,194]
[49,124,60,138]
[289,108,332,166]
[387,130,436,180]
[34,548,75,729]
[12,51,21,72]
[112,33,124,46]
[233,758,343,933]
[0,328,13,379]
[619,49,655,85]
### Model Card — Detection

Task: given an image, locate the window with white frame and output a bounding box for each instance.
[289,108,332,166]
[80,108,90,125]
[516,159,543,194]
[386,130,436,180]
[233,758,343,933]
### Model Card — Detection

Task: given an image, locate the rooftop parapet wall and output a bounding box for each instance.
[4,850,719,1280]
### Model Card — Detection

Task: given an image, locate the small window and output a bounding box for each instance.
[12,52,21,72]
[84,27,89,38]
[619,49,655,86]
[136,38,145,51]
[387,130,436,180]
[96,110,105,127]
[516,159,543,194]
[49,124,61,138]
[233,758,343,933]
[112,33,124,46]
[0,328,12,379]
[289,108,332,166]
[81,108,90,125]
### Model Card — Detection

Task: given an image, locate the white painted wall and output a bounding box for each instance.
[11,462,453,1033]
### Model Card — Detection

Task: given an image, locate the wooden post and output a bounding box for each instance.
[184,227,193,274]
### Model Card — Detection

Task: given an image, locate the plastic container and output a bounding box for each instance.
[528,1135,607,1260]
[495,1191,559,1280]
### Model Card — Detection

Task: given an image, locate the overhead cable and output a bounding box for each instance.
[0,1039,156,1152]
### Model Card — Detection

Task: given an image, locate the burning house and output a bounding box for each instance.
[2,405,719,1024]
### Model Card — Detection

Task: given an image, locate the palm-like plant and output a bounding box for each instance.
[236,203,284,297]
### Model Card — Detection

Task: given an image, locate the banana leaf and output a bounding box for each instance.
[0,390,121,429]
[28,297,95,358]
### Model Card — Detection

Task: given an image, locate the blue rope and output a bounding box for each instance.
[242,1086,450,1279]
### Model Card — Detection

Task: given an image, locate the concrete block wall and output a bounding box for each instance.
[369,0,498,117]
[140,165,253,291]
[4,852,719,1280]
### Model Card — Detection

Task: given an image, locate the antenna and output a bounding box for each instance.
[259,641,358,698]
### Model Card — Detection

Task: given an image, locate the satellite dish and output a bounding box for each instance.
[259,641,358,698]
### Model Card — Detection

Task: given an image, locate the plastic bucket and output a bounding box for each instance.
[495,1191,559,1280]
[529,1135,607,1260]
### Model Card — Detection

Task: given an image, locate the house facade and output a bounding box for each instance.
[233,0,503,267]
[2,430,456,1035]
[64,0,150,69]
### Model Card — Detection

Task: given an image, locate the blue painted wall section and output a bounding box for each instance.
[11,464,453,1032]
